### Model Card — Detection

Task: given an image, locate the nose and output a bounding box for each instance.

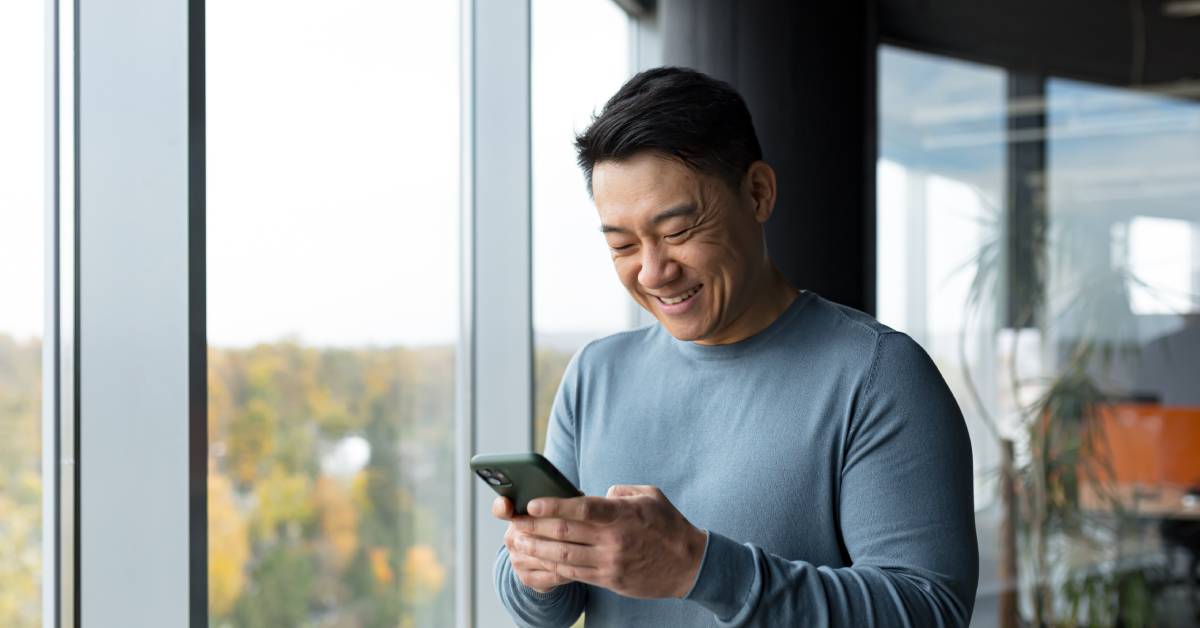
[637,243,680,291]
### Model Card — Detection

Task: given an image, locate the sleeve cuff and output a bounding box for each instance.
[514,580,568,602]
[683,530,760,622]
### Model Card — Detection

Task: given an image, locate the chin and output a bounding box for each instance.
[660,320,706,342]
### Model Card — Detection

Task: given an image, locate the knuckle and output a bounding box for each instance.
[517,570,535,587]
[579,502,593,520]
[555,520,570,539]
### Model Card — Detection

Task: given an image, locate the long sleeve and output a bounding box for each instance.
[683,331,979,627]
[494,349,590,627]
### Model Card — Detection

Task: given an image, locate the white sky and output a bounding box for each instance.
[205,0,463,347]
[531,0,636,338]
[0,1,46,342]
[209,0,638,347]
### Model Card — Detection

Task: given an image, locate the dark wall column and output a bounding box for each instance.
[659,0,878,313]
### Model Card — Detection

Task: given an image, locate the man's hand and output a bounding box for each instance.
[493,496,575,593]
[495,485,707,599]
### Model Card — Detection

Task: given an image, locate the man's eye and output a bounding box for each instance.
[665,228,690,240]
[610,243,634,252]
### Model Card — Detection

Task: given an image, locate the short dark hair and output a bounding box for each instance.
[574,66,763,195]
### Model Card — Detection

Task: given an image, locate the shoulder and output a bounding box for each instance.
[558,323,660,386]
[791,294,913,368]
[782,295,946,403]
[572,323,660,369]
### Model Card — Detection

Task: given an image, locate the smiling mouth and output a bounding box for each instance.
[656,284,703,305]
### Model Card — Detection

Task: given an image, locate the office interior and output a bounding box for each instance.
[0,0,1198,626]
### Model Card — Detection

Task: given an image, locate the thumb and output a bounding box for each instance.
[606,484,657,498]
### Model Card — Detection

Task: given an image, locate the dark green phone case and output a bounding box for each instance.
[470,453,582,515]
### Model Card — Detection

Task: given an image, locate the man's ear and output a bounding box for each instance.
[743,161,777,224]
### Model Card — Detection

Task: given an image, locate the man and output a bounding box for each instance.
[492,66,978,627]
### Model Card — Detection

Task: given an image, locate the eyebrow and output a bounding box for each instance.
[599,204,697,234]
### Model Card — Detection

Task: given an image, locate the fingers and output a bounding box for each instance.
[492,495,514,520]
[513,533,603,569]
[509,551,557,574]
[511,553,571,593]
[529,495,620,522]
[510,541,584,594]
[519,570,568,593]
[513,516,600,544]
[606,484,659,499]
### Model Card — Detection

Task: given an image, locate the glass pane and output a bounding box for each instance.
[207,1,459,625]
[0,2,45,626]
[531,0,634,454]
[880,44,1200,626]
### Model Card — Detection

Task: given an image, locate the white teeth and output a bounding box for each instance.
[660,285,701,305]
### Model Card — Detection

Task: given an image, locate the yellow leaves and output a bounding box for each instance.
[306,386,352,434]
[208,470,249,617]
[401,544,446,606]
[369,546,394,585]
[312,475,359,571]
[252,465,313,542]
[366,541,446,602]
[229,398,278,485]
[0,472,42,628]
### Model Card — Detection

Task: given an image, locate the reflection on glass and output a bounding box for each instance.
[0,2,45,626]
[531,0,634,453]
[881,44,1200,627]
[207,1,459,625]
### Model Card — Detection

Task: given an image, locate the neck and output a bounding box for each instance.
[695,264,797,346]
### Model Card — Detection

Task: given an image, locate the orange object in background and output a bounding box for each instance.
[1093,403,1200,488]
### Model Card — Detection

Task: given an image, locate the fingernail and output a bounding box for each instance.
[528,500,543,516]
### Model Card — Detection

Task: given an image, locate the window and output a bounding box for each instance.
[531,0,635,452]
[880,44,1200,626]
[207,1,460,625]
[0,2,46,626]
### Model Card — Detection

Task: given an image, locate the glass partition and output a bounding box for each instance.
[207,1,460,624]
[0,2,46,626]
[879,44,1200,627]
[531,0,635,453]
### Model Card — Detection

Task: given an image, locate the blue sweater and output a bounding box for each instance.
[495,292,978,627]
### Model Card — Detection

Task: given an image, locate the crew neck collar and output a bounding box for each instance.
[669,290,813,361]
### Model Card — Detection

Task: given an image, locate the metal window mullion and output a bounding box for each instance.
[76,0,193,625]
[45,0,72,626]
[50,0,78,624]
[467,1,534,626]
[454,0,477,625]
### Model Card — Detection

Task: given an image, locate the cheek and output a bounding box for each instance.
[613,257,640,290]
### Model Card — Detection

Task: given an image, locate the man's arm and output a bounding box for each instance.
[683,331,979,626]
[493,350,589,628]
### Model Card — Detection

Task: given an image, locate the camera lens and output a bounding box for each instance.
[486,476,502,486]
[478,468,494,477]
[492,471,510,484]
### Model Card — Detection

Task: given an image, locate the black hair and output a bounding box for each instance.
[574,66,763,195]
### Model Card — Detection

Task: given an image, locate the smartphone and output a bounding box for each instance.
[471,453,583,515]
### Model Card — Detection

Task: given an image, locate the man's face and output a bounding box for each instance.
[593,152,767,344]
